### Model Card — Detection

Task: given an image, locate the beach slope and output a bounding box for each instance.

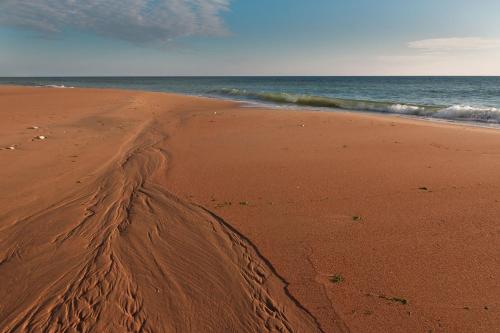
[1,86,500,332]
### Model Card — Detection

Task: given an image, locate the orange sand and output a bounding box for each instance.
[1,86,500,332]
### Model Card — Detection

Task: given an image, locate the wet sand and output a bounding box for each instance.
[1,86,500,332]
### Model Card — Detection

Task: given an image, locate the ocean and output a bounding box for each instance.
[1,76,500,125]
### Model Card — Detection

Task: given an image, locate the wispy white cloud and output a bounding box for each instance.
[377,50,500,76]
[408,37,500,52]
[0,0,230,44]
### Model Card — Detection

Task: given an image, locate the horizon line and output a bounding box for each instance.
[2,75,500,78]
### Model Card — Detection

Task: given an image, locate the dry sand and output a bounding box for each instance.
[1,86,499,332]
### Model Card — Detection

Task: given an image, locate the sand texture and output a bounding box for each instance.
[1,86,500,332]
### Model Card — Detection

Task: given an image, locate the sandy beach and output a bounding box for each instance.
[1,86,500,332]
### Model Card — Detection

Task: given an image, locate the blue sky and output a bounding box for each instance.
[1,0,500,76]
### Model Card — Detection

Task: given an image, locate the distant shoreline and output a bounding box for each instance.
[2,76,500,126]
[2,81,500,132]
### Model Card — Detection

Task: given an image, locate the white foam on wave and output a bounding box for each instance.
[43,84,75,89]
[387,104,422,113]
[434,105,500,123]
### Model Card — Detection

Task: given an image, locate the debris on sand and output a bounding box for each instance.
[215,201,232,208]
[329,274,344,284]
[366,293,408,305]
[34,135,47,140]
[378,295,408,305]
[28,126,39,130]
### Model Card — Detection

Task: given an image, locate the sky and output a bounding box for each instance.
[1,0,500,76]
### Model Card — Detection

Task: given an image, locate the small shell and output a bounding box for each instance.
[6,146,16,150]
[34,135,47,140]
[28,126,39,130]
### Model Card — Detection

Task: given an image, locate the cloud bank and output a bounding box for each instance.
[408,37,500,51]
[0,0,230,43]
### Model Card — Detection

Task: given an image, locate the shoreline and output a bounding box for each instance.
[2,83,500,131]
[2,86,500,332]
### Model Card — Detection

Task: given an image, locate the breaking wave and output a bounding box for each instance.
[41,84,75,89]
[214,88,500,124]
